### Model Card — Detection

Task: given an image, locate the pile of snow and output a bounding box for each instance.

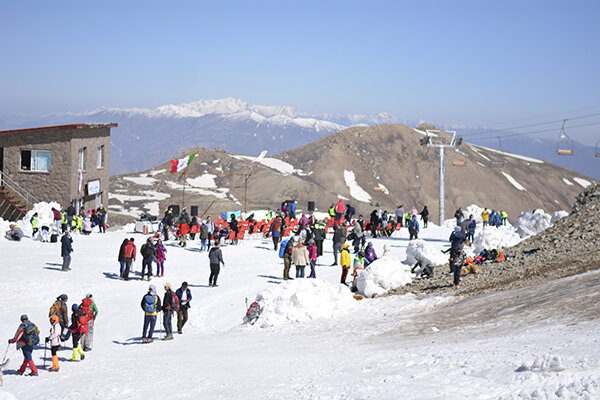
[1,201,61,238]
[253,279,355,328]
[514,209,553,238]
[404,239,448,266]
[472,225,522,254]
[515,354,566,373]
[356,256,413,297]
[551,210,569,224]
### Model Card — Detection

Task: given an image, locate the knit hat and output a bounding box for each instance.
[50,315,59,324]
[86,293,93,299]
[58,294,68,301]
[72,304,78,312]
[20,314,28,322]
[164,282,172,291]
[454,226,462,232]
[148,284,157,296]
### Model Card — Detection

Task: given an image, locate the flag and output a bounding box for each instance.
[78,169,83,194]
[251,150,268,164]
[170,153,197,173]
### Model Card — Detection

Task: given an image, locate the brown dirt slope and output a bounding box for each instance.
[388,183,600,298]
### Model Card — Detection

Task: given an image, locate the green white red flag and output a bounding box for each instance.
[170,153,196,173]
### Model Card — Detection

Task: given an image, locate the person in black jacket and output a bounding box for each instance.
[140,238,156,281]
[208,242,225,287]
[420,206,429,228]
[162,282,175,340]
[61,232,73,271]
[369,210,379,238]
[312,221,326,257]
[229,215,239,245]
[118,238,129,278]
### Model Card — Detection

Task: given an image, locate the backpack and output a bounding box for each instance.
[125,242,135,258]
[170,292,180,311]
[143,294,157,313]
[80,298,94,320]
[278,239,290,258]
[75,311,89,335]
[24,322,40,347]
[246,301,261,324]
[49,301,63,320]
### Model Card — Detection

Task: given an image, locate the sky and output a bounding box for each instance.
[1,0,599,145]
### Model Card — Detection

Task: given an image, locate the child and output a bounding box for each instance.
[155,239,167,277]
[46,315,62,372]
[340,243,351,285]
[69,304,87,361]
[352,250,370,288]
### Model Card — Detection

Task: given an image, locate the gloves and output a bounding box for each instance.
[8,339,14,344]
[45,337,50,343]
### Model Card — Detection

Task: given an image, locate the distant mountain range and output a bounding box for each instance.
[0,98,597,179]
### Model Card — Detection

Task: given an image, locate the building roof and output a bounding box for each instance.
[0,123,118,136]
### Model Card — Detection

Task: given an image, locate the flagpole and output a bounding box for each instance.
[182,168,186,213]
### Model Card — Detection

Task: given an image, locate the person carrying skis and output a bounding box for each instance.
[176,282,192,334]
[45,314,61,372]
[79,294,98,352]
[69,304,87,361]
[208,242,225,287]
[141,285,161,343]
[8,315,39,376]
[340,243,351,285]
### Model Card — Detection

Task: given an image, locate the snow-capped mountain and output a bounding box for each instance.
[0,98,406,174]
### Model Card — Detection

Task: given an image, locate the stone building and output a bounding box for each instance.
[0,123,117,218]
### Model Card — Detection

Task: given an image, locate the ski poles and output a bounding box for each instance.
[43,343,48,369]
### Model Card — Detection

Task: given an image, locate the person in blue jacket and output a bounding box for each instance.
[175,282,192,334]
[467,215,477,241]
[408,215,420,240]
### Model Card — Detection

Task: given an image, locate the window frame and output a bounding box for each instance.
[20,149,52,172]
[78,147,86,171]
[96,145,104,169]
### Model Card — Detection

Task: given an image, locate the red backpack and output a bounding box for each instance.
[125,242,136,258]
[169,292,180,311]
[80,298,94,320]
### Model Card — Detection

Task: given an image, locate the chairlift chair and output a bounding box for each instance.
[488,136,505,167]
[452,150,467,167]
[408,165,422,191]
[556,119,575,156]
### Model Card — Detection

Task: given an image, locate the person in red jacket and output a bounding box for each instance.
[123,238,136,281]
[334,199,346,222]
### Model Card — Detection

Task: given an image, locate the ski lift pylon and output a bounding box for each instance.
[595,140,600,158]
[488,136,505,167]
[557,119,575,156]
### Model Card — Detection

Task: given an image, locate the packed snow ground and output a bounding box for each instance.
[0,211,597,399]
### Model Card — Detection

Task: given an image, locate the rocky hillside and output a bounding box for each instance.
[390,183,600,297]
[109,124,596,223]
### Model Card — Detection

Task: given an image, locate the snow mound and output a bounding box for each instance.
[515,354,566,373]
[551,210,569,224]
[514,209,552,238]
[472,225,522,253]
[253,279,355,328]
[0,392,18,400]
[404,240,448,266]
[0,201,62,237]
[356,256,413,297]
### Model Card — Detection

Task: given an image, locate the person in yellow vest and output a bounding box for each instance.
[481,209,490,227]
[351,250,370,288]
[61,211,68,233]
[30,213,39,237]
[340,243,351,285]
[76,214,84,232]
[500,210,508,225]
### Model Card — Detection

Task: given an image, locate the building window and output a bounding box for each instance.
[78,147,86,170]
[97,145,104,168]
[20,150,52,172]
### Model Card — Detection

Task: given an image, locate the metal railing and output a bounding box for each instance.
[0,171,42,211]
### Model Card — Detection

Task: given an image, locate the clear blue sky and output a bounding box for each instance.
[1,0,599,144]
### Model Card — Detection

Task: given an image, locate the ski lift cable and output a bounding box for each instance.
[462,111,600,138]
[466,120,600,142]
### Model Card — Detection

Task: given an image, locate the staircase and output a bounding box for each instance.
[0,172,40,221]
